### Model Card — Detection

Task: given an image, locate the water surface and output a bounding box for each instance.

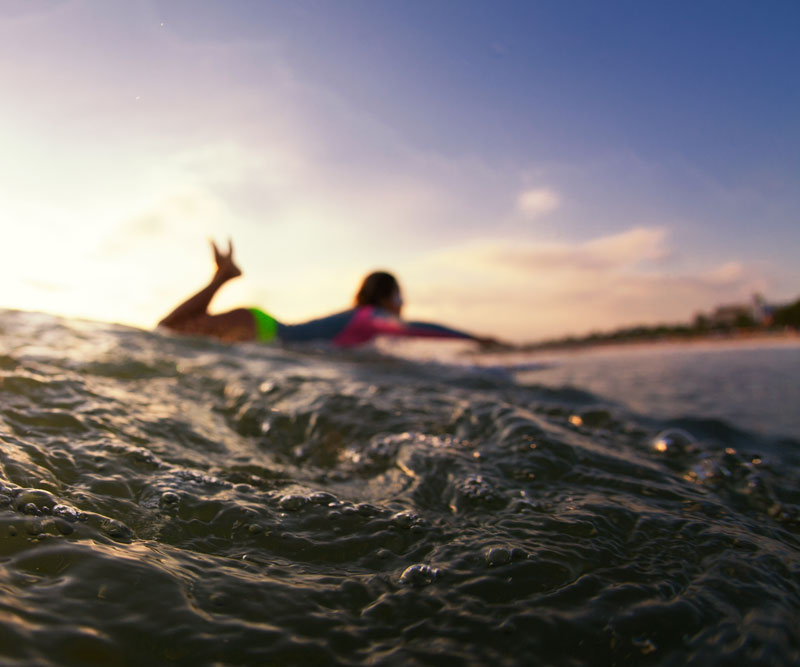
[1,310,798,665]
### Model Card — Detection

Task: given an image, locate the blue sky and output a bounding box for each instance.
[0,0,797,340]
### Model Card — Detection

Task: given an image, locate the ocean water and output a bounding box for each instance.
[1,309,798,666]
[471,339,800,441]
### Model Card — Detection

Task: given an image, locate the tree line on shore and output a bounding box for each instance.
[520,295,800,352]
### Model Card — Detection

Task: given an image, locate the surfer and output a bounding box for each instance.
[158,240,504,348]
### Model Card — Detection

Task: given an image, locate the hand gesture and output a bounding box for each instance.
[211,238,242,282]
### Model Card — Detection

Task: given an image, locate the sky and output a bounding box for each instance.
[0,0,798,342]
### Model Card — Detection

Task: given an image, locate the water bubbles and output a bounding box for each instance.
[741,471,780,514]
[391,511,417,529]
[278,495,307,512]
[310,492,337,505]
[52,504,82,522]
[101,519,133,542]
[356,503,379,516]
[399,563,441,587]
[652,429,695,455]
[374,433,411,453]
[687,458,722,484]
[461,476,490,498]
[343,434,404,469]
[510,547,528,560]
[160,491,180,506]
[13,489,58,515]
[745,472,768,496]
[453,475,505,510]
[485,547,512,566]
[53,518,75,535]
[509,498,539,513]
[128,447,160,468]
[25,518,43,536]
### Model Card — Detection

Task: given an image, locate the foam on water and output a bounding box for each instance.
[0,309,799,665]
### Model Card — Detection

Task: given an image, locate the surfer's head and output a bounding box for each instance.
[355,271,402,315]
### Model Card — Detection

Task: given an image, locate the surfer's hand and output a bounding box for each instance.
[211,238,242,282]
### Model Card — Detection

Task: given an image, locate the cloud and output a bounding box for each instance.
[1,3,788,341]
[402,227,766,341]
[702,261,745,285]
[582,227,669,266]
[435,226,669,275]
[517,187,560,218]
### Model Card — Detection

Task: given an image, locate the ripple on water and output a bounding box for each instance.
[1,309,799,666]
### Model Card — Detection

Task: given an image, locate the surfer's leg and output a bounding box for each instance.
[159,273,229,329]
[164,308,257,343]
[158,240,254,341]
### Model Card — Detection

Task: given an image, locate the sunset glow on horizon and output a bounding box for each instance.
[1,0,798,342]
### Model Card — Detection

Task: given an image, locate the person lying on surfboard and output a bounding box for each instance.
[158,240,503,348]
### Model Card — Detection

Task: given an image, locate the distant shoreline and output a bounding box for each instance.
[515,328,800,355]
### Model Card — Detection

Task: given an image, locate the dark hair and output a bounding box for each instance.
[355,271,399,307]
